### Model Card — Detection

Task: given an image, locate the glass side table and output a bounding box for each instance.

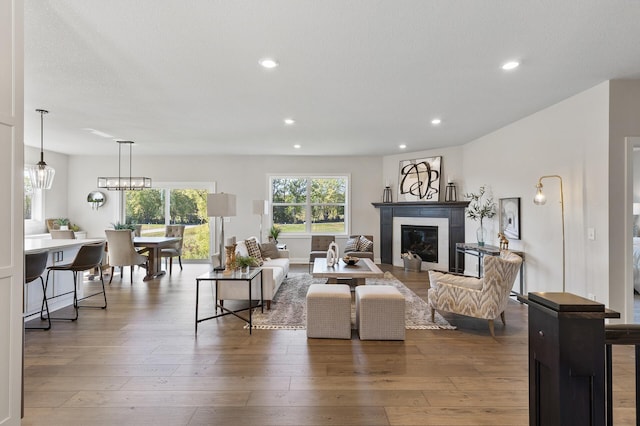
[195,268,263,334]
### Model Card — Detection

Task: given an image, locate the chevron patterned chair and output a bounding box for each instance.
[427,251,522,337]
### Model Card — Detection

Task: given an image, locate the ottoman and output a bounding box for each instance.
[355,285,405,340]
[306,284,352,339]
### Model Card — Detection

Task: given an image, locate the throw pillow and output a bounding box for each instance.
[259,242,279,260]
[344,237,359,253]
[235,240,249,257]
[245,238,264,266]
[357,235,374,252]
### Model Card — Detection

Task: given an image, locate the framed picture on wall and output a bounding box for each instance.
[499,197,521,240]
[397,156,442,202]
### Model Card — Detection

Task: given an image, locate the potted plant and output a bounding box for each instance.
[111,222,137,231]
[269,225,281,244]
[464,185,496,246]
[55,218,70,230]
[235,255,259,273]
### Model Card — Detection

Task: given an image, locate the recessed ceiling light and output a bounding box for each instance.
[293,144,301,149]
[284,118,296,125]
[399,144,407,149]
[259,58,279,69]
[501,61,520,71]
[431,118,441,125]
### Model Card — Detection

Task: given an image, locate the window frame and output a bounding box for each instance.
[268,174,350,236]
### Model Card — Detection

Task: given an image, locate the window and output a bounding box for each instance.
[24,167,43,222]
[270,175,349,234]
[124,187,211,260]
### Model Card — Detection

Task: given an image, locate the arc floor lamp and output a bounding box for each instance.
[534,175,565,292]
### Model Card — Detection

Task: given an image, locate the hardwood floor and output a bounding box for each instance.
[22,264,637,425]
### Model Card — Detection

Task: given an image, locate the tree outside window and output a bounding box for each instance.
[271,176,348,234]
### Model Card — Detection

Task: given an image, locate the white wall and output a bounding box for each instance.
[460,82,611,303]
[67,154,383,262]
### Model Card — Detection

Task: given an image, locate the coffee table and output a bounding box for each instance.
[312,257,384,285]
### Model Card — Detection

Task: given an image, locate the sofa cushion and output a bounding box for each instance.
[357,235,374,252]
[235,240,249,257]
[344,237,359,253]
[259,242,279,260]
[245,237,264,266]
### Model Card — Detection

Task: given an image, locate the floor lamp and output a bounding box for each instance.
[207,193,236,272]
[253,200,269,243]
[534,175,565,291]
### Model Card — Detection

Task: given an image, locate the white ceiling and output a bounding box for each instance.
[24,0,640,157]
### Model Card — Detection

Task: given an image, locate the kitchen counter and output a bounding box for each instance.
[24,238,104,254]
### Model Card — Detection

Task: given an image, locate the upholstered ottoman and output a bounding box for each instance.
[355,285,405,340]
[306,284,352,339]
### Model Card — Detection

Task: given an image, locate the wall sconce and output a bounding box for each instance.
[534,175,565,291]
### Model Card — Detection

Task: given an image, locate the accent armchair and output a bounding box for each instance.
[428,251,522,337]
[343,234,374,260]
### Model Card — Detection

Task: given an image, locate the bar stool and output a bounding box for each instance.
[24,251,51,330]
[43,242,107,321]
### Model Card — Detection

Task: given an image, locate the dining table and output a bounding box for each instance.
[133,236,181,281]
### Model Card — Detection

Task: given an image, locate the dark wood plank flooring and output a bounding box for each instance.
[22,264,637,425]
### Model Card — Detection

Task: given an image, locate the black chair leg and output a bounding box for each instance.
[178,256,182,270]
[40,270,79,321]
[25,276,51,330]
[78,268,107,309]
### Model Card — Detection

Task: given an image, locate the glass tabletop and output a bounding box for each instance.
[196,268,262,280]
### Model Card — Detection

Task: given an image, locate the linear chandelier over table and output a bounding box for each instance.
[97,140,151,191]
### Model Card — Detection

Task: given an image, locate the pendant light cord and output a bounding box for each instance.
[36,109,49,165]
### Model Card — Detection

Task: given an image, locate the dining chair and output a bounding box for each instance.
[50,229,76,239]
[161,225,185,274]
[105,230,149,283]
[24,251,51,330]
[43,242,107,321]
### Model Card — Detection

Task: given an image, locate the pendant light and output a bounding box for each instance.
[97,140,151,190]
[28,109,55,189]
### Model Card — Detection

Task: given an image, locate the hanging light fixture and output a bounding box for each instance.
[28,109,56,189]
[97,140,151,190]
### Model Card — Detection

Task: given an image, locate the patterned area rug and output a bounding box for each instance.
[247,272,456,330]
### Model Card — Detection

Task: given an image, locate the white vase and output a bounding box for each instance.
[59,225,69,231]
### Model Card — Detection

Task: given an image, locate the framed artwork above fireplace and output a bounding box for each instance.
[398,156,441,202]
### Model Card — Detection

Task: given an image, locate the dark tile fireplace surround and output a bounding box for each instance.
[372,201,469,271]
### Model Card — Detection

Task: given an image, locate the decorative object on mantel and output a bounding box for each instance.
[445,177,457,202]
[28,109,56,190]
[499,197,521,240]
[398,156,441,202]
[534,174,565,291]
[465,185,496,247]
[97,140,152,190]
[326,241,339,267]
[87,191,106,210]
[382,184,393,203]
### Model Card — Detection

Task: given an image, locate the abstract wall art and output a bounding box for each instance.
[398,156,442,202]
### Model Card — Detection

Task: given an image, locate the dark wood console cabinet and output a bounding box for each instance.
[526,292,619,426]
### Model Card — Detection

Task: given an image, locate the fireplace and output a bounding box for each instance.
[372,201,469,271]
[401,225,438,262]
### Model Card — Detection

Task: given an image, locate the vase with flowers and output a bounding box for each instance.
[465,185,496,246]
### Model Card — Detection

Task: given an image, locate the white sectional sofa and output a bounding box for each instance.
[216,237,289,309]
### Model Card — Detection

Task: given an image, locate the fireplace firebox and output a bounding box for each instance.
[401,225,438,262]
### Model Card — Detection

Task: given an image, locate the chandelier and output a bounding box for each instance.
[28,109,55,189]
[97,140,151,190]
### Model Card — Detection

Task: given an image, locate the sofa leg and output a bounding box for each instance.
[488,319,495,337]
[266,300,271,310]
[500,311,506,325]
[430,308,435,323]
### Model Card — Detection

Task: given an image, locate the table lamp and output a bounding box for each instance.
[207,193,236,271]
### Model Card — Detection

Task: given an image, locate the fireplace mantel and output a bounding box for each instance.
[372,201,470,271]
